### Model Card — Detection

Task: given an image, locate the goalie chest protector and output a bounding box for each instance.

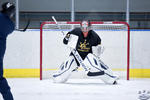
[69,28,101,60]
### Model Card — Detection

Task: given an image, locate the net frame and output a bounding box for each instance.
[40,21,130,80]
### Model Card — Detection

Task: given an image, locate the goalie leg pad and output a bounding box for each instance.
[52,56,77,83]
[83,53,107,72]
[98,73,118,85]
[83,53,118,84]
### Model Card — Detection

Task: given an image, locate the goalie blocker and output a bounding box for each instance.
[52,34,118,84]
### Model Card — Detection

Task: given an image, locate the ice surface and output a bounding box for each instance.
[0,78,150,100]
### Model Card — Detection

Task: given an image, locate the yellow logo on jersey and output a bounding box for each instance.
[78,40,90,52]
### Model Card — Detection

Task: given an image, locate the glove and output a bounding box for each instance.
[92,45,105,57]
[63,33,71,44]
[64,33,71,41]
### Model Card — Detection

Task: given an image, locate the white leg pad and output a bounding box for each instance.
[98,73,118,84]
[52,56,77,83]
[83,53,118,84]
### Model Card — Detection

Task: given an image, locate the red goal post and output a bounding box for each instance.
[40,21,130,80]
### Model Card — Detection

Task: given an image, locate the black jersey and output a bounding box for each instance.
[64,28,101,60]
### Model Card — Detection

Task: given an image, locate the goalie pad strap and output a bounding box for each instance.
[87,71,104,76]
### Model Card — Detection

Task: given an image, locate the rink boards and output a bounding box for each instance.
[3,29,150,79]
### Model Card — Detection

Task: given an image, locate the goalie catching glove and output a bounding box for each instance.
[92,45,105,57]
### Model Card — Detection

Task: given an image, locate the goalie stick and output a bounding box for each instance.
[52,16,104,76]
[52,16,65,35]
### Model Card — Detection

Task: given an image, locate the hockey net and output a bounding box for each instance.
[40,21,130,80]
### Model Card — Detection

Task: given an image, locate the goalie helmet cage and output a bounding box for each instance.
[40,21,130,80]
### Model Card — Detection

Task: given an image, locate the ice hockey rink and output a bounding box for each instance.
[0,78,150,100]
[1,0,150,100]
[2,29,150,100]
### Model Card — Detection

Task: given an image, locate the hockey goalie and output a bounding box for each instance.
[52,20,118,84]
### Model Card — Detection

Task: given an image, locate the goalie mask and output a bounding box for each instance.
[81,20,90,32]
